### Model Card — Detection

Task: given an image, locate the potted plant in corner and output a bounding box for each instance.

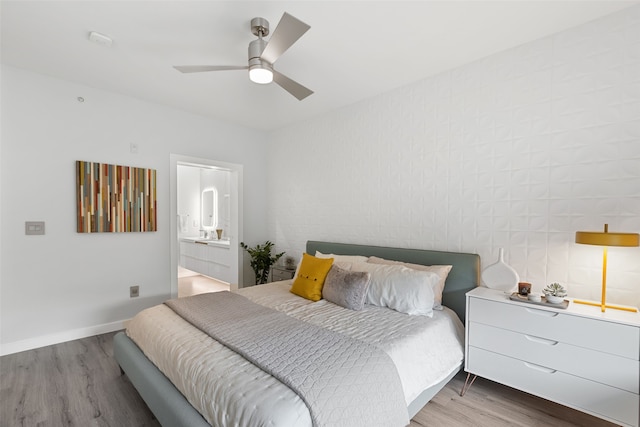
[240,241,285,285]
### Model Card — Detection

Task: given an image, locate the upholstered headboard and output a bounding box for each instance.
[306,241,480,323]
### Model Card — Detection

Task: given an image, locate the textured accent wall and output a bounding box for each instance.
[268,6,640,307]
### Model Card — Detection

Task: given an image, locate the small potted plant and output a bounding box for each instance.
[543,282,567,304]
[240,241,284,285]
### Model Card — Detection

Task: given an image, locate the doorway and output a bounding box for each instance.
[170,154,243,298]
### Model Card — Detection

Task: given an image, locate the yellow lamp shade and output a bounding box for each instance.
[575,230,639,247]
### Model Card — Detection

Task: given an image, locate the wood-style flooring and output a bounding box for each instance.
[177,267,230,297]
[0,331,617,427]
[0,332,158,427]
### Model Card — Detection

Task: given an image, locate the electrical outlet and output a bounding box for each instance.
[130,285,140,298]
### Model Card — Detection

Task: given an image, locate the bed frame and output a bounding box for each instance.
[114,241,480,426]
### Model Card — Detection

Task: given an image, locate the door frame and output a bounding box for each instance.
[170,154,243,297]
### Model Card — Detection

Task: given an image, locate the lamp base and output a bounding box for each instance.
[572,299,638,313]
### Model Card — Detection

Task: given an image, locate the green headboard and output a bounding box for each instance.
[306,241,480,323]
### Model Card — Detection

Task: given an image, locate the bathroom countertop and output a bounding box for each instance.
[180,237,231,248]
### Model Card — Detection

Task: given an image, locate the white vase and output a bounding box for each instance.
[481,248,519,292]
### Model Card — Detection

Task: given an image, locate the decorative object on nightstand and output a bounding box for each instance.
[508,291,569,309]
[481,248,519,292]
[518,282,531,296]
[528,293,542,302]
[284,256,296,270]
[543,282,567,304]
[574,224,640,312]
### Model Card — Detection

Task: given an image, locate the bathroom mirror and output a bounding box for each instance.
[201,188,216,229]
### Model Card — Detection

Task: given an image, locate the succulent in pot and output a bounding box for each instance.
[543,282,567,304]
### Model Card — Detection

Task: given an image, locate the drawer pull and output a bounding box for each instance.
[524,335,559,346]
[525,308,559,317]
[524,362,557,374]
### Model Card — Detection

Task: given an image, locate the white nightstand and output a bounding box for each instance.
[463,287,640,427]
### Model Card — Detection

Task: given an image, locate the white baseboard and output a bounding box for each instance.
[0,320,129,356]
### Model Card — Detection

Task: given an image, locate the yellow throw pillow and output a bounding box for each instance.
[290,253,334,301]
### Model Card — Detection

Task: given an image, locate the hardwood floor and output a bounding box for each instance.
[0,332,159,427]
[178,267,230,297]
[0,332,618,427]
[411,372,617,427]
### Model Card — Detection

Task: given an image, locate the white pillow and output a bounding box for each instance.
[367,256,452,310]
[350,262,437,316]
[315,251,368,270]
[315,251,369,263]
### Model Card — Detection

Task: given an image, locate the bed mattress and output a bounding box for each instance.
[126,280,464,426]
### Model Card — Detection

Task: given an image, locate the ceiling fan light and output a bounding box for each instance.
[249,67,273,84]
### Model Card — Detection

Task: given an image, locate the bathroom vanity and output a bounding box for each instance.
[179,238,231,283]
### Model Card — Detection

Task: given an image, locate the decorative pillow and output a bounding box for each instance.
[367,256,452,310]
[350,262,437,316]
[289,251,350,287]
[322,265,371,311]
[290,253,334,302]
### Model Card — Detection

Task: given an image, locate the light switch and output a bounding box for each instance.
[25,221,45,235]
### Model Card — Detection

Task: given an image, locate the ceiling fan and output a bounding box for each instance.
[174,12,313,101]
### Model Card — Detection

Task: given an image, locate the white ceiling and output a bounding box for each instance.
[2,1,638,131]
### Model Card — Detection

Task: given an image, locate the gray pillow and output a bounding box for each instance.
[322,265,371,311]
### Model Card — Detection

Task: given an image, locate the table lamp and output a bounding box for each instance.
[574,224,639,312]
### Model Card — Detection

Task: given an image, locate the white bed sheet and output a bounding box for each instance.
[126,281,464,426]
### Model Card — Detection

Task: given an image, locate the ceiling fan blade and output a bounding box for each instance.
[174,65,248,73]
[260,12,310,64]
[273,70,313,101]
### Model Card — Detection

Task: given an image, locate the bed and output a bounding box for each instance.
[114,240,480,426]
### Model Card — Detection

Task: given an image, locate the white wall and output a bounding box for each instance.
[177,165,201,238]
[0,66,269,354]
[268,6,640,308]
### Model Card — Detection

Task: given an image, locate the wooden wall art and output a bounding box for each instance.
[76,160,157,233]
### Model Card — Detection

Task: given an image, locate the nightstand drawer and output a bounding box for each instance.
[469,322,639,393]
[468,347,640,427]
[469,297,639,359]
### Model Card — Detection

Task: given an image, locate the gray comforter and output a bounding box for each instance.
[165,291,409,427]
